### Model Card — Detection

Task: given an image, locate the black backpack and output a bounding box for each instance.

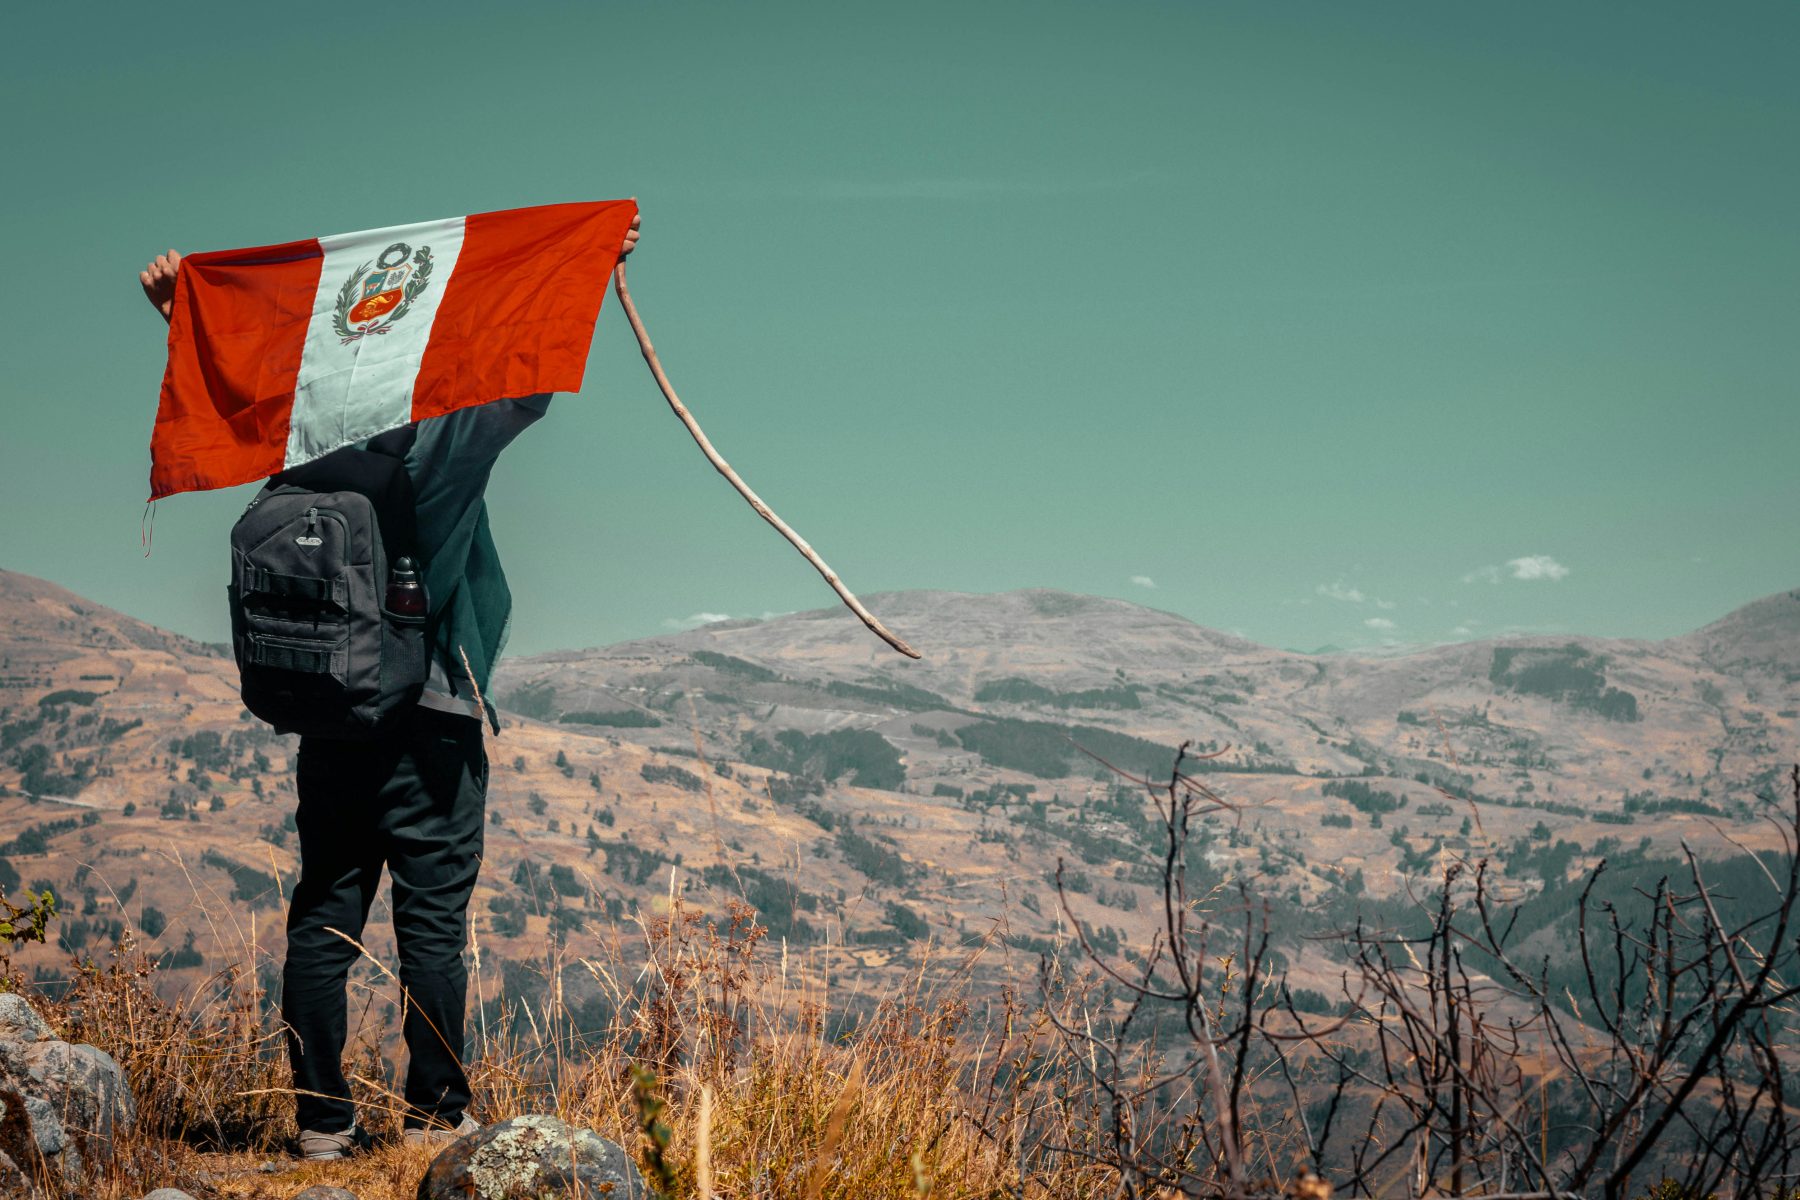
[227,432,429,738]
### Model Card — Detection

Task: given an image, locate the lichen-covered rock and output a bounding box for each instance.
[0,1148,27,1198]
[0,1087,48,1196]
[0,993,137,1186]
[22,1038,135,1148]
[16,1092,65,1159]
[415,1115,648,1199]
[293,1187,359,1200]
[0,995,53,1043]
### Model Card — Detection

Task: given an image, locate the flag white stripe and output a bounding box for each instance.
[285,216,467,468]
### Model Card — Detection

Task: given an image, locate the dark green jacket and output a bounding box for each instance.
[403,394,551,728]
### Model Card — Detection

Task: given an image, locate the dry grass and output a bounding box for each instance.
[7,822,1790,1198]
[6,883,1155,1200]
[22,764,1792,1197]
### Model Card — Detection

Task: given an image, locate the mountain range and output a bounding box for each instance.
[2,568,1795,1008]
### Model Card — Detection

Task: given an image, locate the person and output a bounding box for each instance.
[137,211,640,1158]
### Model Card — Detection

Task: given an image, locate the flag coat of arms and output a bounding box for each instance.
[148,199,639,500]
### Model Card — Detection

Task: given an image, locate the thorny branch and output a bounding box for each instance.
[1035,752,1800,1198]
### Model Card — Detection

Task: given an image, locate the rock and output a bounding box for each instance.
[0,995,53,1043]
[21,1038,135,1148]
[293,1187,359,1200]
[416,1115,649,1199]
[0,1087,48,1197]
[141,1190,201,1200]
[0,993,137,1186]
[0,1149,29,1199]
[17,1093,65,1159]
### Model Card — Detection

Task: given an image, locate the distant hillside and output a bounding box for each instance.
[498,582,1799,811]
[2,568,1796,1015]
[1677,587,1800,674]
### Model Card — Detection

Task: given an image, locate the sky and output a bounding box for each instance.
[3,1,1796,656]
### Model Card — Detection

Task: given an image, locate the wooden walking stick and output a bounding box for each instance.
[611,262,922,659]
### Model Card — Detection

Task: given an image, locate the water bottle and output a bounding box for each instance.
[386,556,426,618]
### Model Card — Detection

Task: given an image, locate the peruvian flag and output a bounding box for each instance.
[148,199,639,500]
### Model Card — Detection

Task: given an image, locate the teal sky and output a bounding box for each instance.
[4,2,1795,656]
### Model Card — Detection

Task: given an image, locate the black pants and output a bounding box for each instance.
[283,707,488,1133]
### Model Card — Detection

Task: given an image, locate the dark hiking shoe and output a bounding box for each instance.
[404,1114,480,1148]
[297,1122,371,1161]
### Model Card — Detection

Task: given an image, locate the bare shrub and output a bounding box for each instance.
[1042,749,1800,1198]
[2,762,1793,1198]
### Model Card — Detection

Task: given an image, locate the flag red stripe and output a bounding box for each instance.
[148,238,322,500]
[410,200,637,422]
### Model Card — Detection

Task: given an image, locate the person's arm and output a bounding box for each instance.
[407,395,553,583]
[406,208,639,557]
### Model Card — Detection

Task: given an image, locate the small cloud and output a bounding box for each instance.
[1316,580,1366,603]
[1129,575,1157,589]
[662,611,732,630]
[1451,624,1474,636]
[1463,556,1571,584]
[1508,554,1570,581]
[1319,579,1400,609]
[1364,617,1396,630]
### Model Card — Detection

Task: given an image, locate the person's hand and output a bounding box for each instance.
[139,250,181,324]
[620,210,641,257]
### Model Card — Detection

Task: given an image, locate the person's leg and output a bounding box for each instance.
[380,708,487,1129]
[283,735,394,1135]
